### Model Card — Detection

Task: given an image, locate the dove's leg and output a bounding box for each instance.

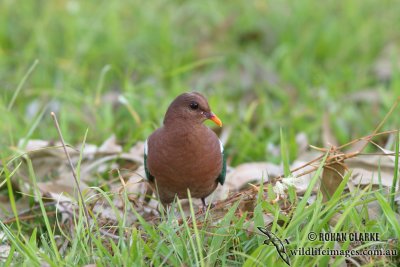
[201,198,215,212]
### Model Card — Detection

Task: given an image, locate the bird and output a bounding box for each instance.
[144,92,226,209]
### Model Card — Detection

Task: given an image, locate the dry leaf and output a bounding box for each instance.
[225,162,281,191]
[321,152,347,202]
[295,132,309,157]
[348,155,398,189]
[347,89,382,105]
[0,244,11,262]
[37,179,89,201]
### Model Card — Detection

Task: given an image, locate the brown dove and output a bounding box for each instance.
[144,92,226,208]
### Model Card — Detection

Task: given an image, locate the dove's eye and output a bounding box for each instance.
[189,102,199,110]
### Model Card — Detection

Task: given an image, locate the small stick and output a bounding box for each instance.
[50,112,92,241]
[336,129,398,150]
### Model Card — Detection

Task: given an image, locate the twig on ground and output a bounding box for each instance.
[50,112,92,244]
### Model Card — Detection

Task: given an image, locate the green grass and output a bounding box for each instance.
[1,0,400,266]
[2,158,399,266]
[1,0,399,162]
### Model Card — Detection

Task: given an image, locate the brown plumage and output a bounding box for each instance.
[144,92,226,206]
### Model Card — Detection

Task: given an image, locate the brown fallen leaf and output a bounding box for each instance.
[225,162,281,192]
[320,149,347,202]
[37,178,90,201]
[348,155,398,189]
[0,196,31,220]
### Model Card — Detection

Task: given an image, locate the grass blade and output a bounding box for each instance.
[390,130,399,210]
[7,59,39,111]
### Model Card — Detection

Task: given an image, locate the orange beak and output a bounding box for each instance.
[208,113,222,127]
